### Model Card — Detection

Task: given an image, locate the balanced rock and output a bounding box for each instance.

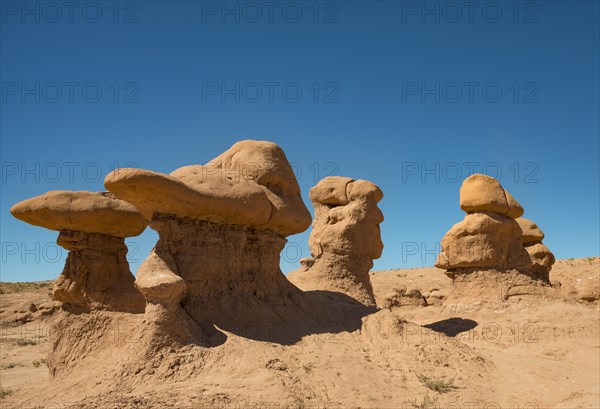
[288,176,383,307]
[460,174,524,219]
[10,191,147,312]
[516,218,555,281]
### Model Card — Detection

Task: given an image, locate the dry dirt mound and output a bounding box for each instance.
[1,257,598,408]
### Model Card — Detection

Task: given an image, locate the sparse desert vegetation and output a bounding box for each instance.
[417,374,458,393]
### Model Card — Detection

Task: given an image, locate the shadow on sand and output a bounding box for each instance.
[424,317,478,337]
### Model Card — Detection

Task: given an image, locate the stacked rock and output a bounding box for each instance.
[288,176,384,307]
[435,174,531,277]
[516,218,555,281]
[104,140,313,338]
[10,191,147,312]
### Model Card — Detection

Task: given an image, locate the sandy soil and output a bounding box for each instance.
[1,257,598,409]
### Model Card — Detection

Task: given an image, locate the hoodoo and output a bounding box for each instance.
[516,217,555,282]
[10,190,147,312]
[435,174,554,305]
[288,176,384,306]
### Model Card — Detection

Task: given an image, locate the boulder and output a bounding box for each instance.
[135,252,187,305]
[459,174,523,219]
[382,286,427,309]
[516,217,545,245]
[525,243,555,282]
[426,288,451,306]
[435,212,530,271]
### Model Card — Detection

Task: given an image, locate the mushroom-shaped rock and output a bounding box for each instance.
[204,140,311,235]
[460,174,524,219]
[10,191,146,312]
[104,168,272,227]
[105,140,311,236]
[288,176,383,307]
[10,191,147,237]
[105,140,318,331]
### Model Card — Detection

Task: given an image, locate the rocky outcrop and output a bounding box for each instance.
[459,173,524,219]
[435,174,552,305]
[12,140,375,381]
[381,286,427,309]
[435,211,531,274]
[516,218,555,281]
[288,176,384,306]
[104,140,323,341]
[10,191,147,312]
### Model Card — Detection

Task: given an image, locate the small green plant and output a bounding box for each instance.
[408,393,439,408]
[1,362,23,370]
[417,374,458,393]
[32,359,44,367]
[16,339,37,346]
[0,387,13,399]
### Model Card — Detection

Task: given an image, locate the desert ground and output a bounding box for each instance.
[1,257,598,409]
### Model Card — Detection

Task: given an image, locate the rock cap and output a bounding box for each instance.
[105,140,311,236]
[10,190,147,237]
[459,174,524,219]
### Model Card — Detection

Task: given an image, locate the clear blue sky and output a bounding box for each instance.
[1,1,598,282]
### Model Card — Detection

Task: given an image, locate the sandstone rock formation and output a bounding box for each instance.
[104,140,369,345]
[516,218,555,281]
[435,174,553,304]
[11,191,147,312]
[382,286,427,309]
[435,211,531,274]
[288,176,384,306]
[459,173,524,218]
[10,141,377,381]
